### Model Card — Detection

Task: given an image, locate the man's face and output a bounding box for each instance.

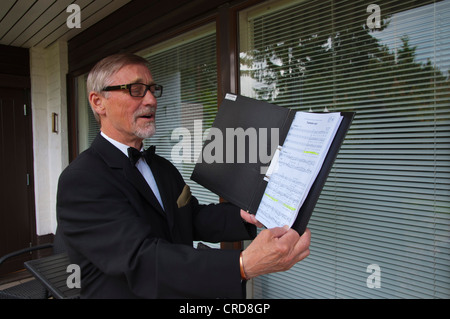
[95,64,157,148]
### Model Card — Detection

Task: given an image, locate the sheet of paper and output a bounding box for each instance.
[256,112,343,229]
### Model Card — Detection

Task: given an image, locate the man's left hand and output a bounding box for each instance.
[240,209,264,228]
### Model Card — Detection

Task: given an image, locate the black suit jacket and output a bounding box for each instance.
[56,133,255,298]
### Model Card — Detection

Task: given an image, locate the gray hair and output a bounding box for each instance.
[86,53,150,123]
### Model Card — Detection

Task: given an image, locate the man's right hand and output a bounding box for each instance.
[241,227,311,280]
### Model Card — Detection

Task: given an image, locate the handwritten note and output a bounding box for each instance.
[255,112,343,229]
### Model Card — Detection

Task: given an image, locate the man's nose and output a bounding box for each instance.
[142,89,157,106]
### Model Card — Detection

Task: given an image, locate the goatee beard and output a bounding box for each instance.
[134,122,156,139]
[133,106,156,139]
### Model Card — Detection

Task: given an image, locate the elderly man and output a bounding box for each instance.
[57,53,310,298]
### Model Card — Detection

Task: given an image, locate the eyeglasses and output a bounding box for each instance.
[102,83,163,98]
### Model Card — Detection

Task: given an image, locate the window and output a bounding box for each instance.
[138,24,219,206]
[240,0,450,298]
[77,74,99,153]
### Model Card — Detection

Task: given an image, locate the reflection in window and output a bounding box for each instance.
[240,0,450,299]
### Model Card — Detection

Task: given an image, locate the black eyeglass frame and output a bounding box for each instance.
[102,83,163,98]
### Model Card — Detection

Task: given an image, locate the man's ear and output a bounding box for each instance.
[89,91,106,116]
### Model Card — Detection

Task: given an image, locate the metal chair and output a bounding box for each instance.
[0,230,65,299]
[0,243,53,299]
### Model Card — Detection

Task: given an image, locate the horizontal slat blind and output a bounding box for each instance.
[140,27,220,207]
[78,74,100,152]
[240,0,450,298]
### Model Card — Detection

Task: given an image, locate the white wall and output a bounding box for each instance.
[30,41,69,236]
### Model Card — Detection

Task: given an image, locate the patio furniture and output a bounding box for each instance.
[24,252,80,299]
[0,244,52,299]
[0,230,79,299]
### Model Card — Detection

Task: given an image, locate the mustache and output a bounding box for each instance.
[133,107,156,119]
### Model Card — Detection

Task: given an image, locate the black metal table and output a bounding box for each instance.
[24,253,80,299]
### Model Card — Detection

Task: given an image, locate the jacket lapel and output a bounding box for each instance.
[123,165,166,217]
[91,134,166,217]
[147,156,175,231]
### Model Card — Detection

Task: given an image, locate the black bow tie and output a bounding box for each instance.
[127,145,156,166]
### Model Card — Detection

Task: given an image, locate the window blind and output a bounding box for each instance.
[77,74,100,152]
[240,0,450,298]
[139,25,220,207]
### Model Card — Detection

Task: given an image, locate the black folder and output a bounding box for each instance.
[191,94,354,234]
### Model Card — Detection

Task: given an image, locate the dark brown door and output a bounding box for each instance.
[0,87,35,276]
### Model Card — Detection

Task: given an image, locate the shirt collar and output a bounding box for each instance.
[100,131,143,158]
